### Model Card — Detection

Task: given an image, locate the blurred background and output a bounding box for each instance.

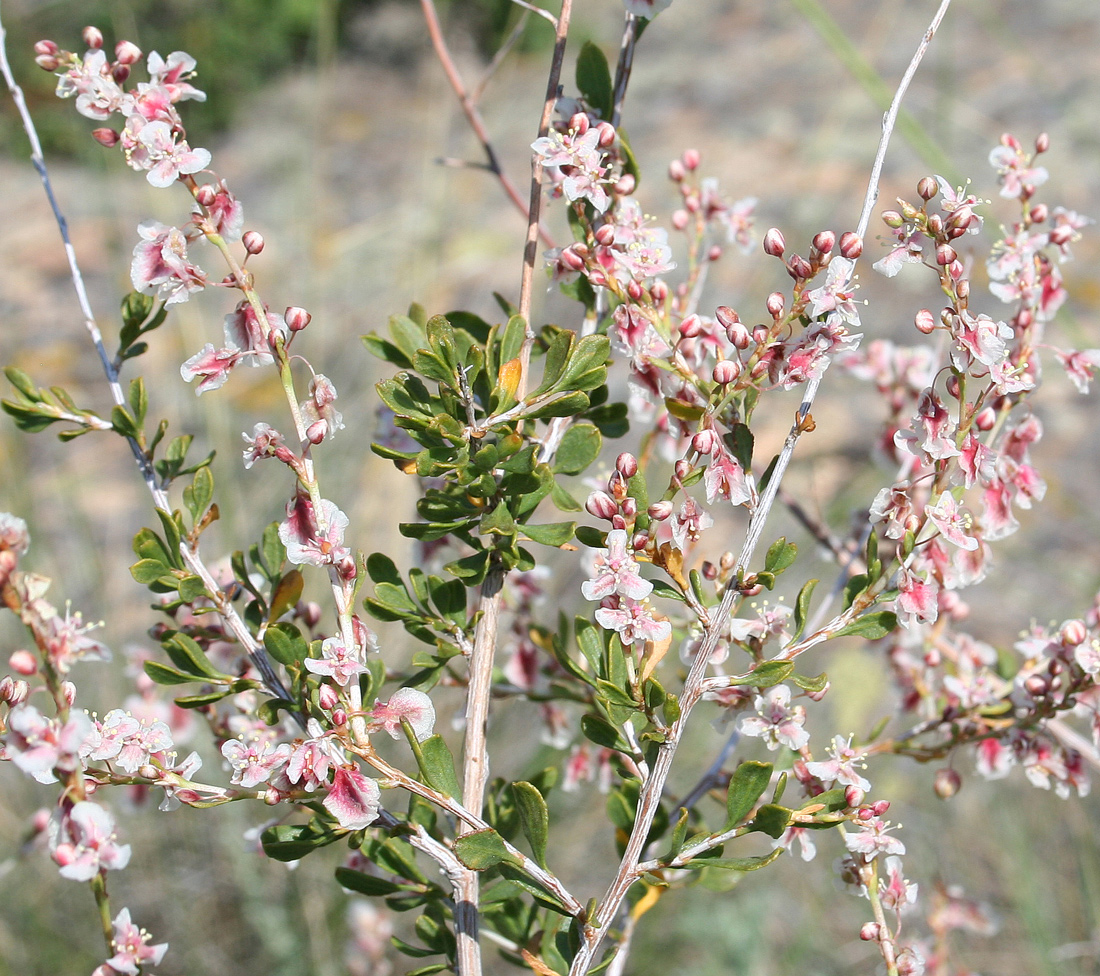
[1,0,1099,973]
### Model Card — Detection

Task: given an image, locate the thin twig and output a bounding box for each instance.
[568,4,953,971]
[610,13,639,129]
[0,18,294,705]
[473,11,533,103]
[419,0,553,247]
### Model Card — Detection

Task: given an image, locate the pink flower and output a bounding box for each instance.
[132,118,211,187]
[180,343,243,394]
[304,637,367,687]
[879,855,918,912]
[739,685,809,751]
[131,221,207,305]
[146,50,206,103]
[50,801,132,881]
[703,447,753,507]
[279,495,351,568]
[369,688,437,741]
[773,825,817,862]
[806,257,862,329]
[242,423,288,469]
[896,564,938,629]
[532,127,612,213]
[671,496,713,550]
[104,908,168,976]
[301,374,345,443]
[925,493,979,551]
[1056,348,1100,394]
[595,597,672,646]
[5,705,93,784]
[286,720,337,791]
[844,816,905,858]
[989,140,1048,199]
[0,512,30,555]
[54,49,128,120]
[581,529,652,601]
[323,766,381,829]
[804,734,872,792]
[223,300,287,366]
[221,733,291,788]
[199,180,244,241]
[951,311,1012,368]
[42,605,111,674]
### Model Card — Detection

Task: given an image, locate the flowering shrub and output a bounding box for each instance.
[1,3,1099,975]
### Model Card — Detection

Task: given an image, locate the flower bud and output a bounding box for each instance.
[0,676,28,706]
[35,54,61,70]
[285,306,311,332]
[917,176,939,200]
[899,200,919,221]
[82,26,104,49]
[194,183,217,206]
[632,531,649,550]
[914,309,935,334]
[762,227,785,257]
[974,406,996,431]
[715,305,740,329]
[860,923,881,942]
[61,681,77,707]
[787,254,813,280]
[673,459,692,483]
[595,121,616,148]
[683,192,700,214]
[668,159,685,182]
[1035,132,1050,154]
[679,314,702,338]
[812,230,835,254]
[34,40,59,57]
[955,278,970,301]
[115,40,142,64]
[1060,619,1088,647]
[242,230,265,255]
[648,500,674,521]
[9,650,36,676]
[111,63,130,84]
[611,514,627,531]
[585,490,619,521]
[838,231,863,259]
[857,806,873,821]
[933,768,962,799]
[615,173,636,195]
[332,708,348,726]
[1024,673,1049,698]
[766,291,785,318]
[701,561,717,581]
[927,213,944,239]
[616,452,638,479]
[805,682,830,702]
[691,429,720,456]
[881,210,904,229]
[621,497,638,520]
[946,205,974,235]
[626,280,645,301]
[650,279,669,303]
[318,683,339,710]
[712,359,741,385]
[707,244,723,262]
[608,470,628,501]
[594,223,616,246]
[336,555,357,580]
[935,243,957,266]
[559,245,586,272]
[306,420,328,445]
[1029,203,1049,224]
[682,148,700,171]
[871,799,890,817]
[844,785,864,808]
[945,375,960,400]
[752,324,770,345]
[568,112,590,135]
[91,128,119,148]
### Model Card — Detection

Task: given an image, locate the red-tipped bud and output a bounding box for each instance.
[871,799,890,817]
[648,500,674,521]
[684,192,700,214]
[914,309,935,334]
[615,173,636,195]
[787,254,813,280]
[9,650,36,676]
[881,210,904,229]
[586,490,619,521]
[595,122,616,148]
[668,159,685,182]
[337,555,357,581]
[947,259,964,280]
[318,683,339,710]
[805,681,830,702]
[34,40,59,57]
[559,246,585,272]
[1061,619,1088,647]
[621,497,638,520]
[728,321,751,349]
[946,205,975,234]
[1024,674,1049,698]
[34,54,61,70]
[332,708,348,727]
[1029,203,1049,225]
[844,785,864,808]
[766,291,785,318]
[707,244,723,262]
[301,601,322,628]
[111,63,130,84]
[650,279,668,303]
[115,40,142,64]
[679,314,702,338]
[1035,132,1050,154]
[762,227,785,257]
[0,676,28,706]
[955,278,970,301]
[608,470,628,502]
[752,324,770,345]
[626,279,645,301]
[285,306,311,332]
[692,429,720,455]
[673,459,692,482]
[917,176,939,200]
[632,531,649,550]
[61,681,77,707]
[715,305,740,328]
[933,768,962,799]
[681,148,700,171]
[974,406,996,431]
[945,375,961,400]
[616,452,638,479]
[306,420,328,445]
[595,223,616,246]
[91,128,119,148]
[857,806,874,821]
[242,230,265,255]
[712,359,741,385]
[82,26,104,49]
[812,230,835,254]
[860,923,881,942]
[935,243,957,266]
[927,213,944,238]
[194,183,217,206]
[568,112,589,135]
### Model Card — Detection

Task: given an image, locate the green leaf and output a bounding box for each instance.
[581,713,626,750]
[162,632,233,681]
[130,558,173,586]
[264,622,309,666]
[521,521,577,548]
[763,537,797,574]
[724,761,773,831]
[110,405,140,440]
[480,503,517,539]
[684,848,784,872]
[177,575,207,603]
[182,466,214,527]
[833,610,897,640]
[726,660,794,688]
[792,671,828,694]
[416,735,461,798]
[453,828,521,870]
[334,868,409,897]
[842,572,870,611]
[575,41,613,120]
[556,335,610,392]
[268,570,304,623]
[367,552,404,585]
[143,660,199,686]
[729,423,754,472]
[174,689,234,709]
[511,782,550,868]
[155,509,184,569]
[262,821,344,861]
[749,804,792,839]
[792,578,819,640]
[553,423,602,475]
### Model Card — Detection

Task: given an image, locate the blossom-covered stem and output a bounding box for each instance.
[418,0,553,246]
[91,874,114,956]
[610,12,639,129]
[862,859,900,976]
[518,0,573,391]
[0,20,157,491]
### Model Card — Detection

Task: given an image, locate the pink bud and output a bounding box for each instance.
[243,230,265,255]
[82,26,104,49]
[871,799,890,817]
[812,230,835,254]
[670,209,690,231]
[31,808,50,834]
[61,681,77,706]
[935,243,957,266]
[585,490,619,521]
[568,112,590,135]
[762,227,785,257]
[626,279,645,301]
[615,173,636,195]
[860,923,881,942]
[1035,132,1050,154]
[332,708,348,727]
[115,40,142,64]
[766,292,785,318]
[673,459,692,482]
[913,309,935,334]
[91,128,119,148]
[336,555,357,580]
[285,306,311,332]
[632,532,649,551]
[681,149,700,171]
[945,375,960,401]
[701,561,718,581]
[917,176,939,200]
[714,305,739,328]
[707,244,723,262]
[955,278,970,301]
[34,40,59,57]
[195,183,217,206]
[648,500,674,521]
[668,159,685,182]
[650,279,669,303]
[34,54,61,70]
[679,314,702,338]
[927,213,944,238]
[608,470,628,502]
[1024,674,1049,697]
[111,64,130,84]
[1029,203,1049,225]
[845,785,864,808]
[9,650,36,676]
[1060,619,1088,647]
[684,192,700,214]
[838,232,863,259]
[306,420,328,445]
[946,205,975,234]
[881,210,904,229]
[594,223,616,246]
[610,514,627,531]
[621,497,637,520]
[1049,224,1073,247]
[0,676,27,705]
[974,406,996,431]
[856,806,873,821]
[805,682,830,702]
[787,254,812,280]
[52,843,77,868]
[319,683,339,710]
[595,122,616,148]
[712,359,740,385]
[933,768,962,799]
[559,246,585,272]
[691,429,720,455]
[616,452,638,479]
